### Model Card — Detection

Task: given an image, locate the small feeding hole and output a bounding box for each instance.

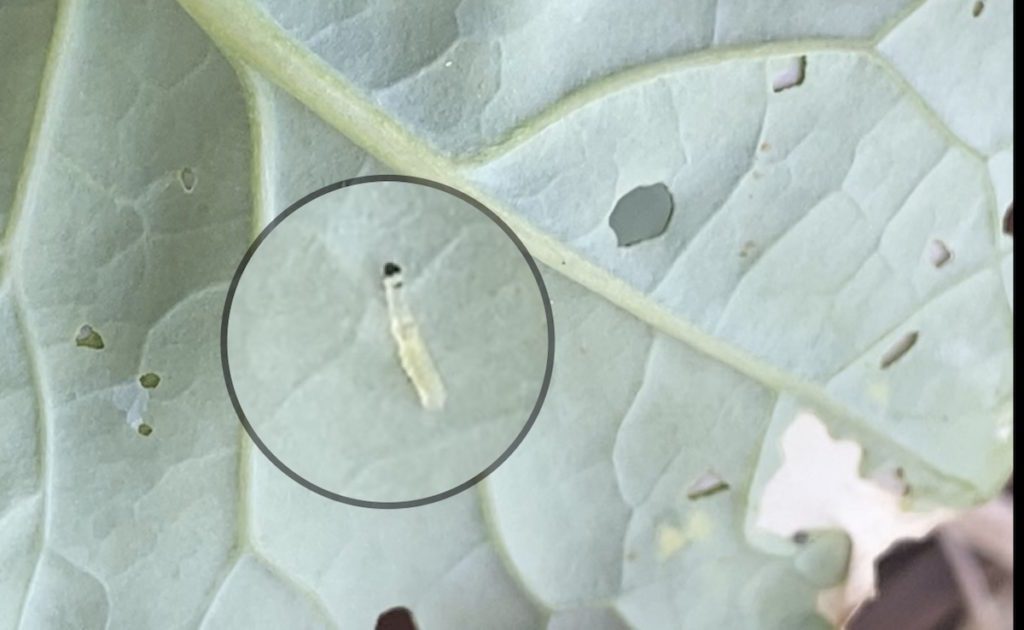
[772,56,806,92]
[75,325,105,349]
[139,373,161,389]
[1003,202,1013,237]
[112,379,151,436]
[972,1,984,17]
[927,239,953,268]
[376,607,417,630]
[880,331,918,369]
[609,183,674,247]
[686,470,730,499]
[178,167,197,193]
[739,240,758,259]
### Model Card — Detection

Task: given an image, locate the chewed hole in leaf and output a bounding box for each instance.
[880,331,918,369]
[376,607,417,630]
[927,239,953,268]
[686,470,730,499]
[972,1,985,17]
[139,373,161,389]
[772,56,806,92]
[608,183,674,247]
[178,167,197,193]
[75,325,105,349]
[1003,202,1013,237]
[112,380,150,434]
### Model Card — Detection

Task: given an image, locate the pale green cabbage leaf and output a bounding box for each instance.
[0,0,1012,628]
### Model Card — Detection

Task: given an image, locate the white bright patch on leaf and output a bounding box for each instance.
[755,411,953,624]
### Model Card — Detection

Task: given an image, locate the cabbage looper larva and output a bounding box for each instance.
[383,262,446,410]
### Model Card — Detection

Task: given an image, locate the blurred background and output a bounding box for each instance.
[850,480,1013,629]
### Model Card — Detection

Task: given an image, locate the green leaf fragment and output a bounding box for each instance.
[793,530,853,588]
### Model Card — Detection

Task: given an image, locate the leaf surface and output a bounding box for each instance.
[1,0,1013,627]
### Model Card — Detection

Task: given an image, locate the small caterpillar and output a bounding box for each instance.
[383,262,446,411]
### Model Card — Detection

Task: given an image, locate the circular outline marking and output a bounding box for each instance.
[221,175,555,509]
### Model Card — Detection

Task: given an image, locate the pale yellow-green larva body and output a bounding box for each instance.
[383,263,446,411]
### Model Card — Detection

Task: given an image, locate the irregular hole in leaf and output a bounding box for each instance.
[112,380,150,435]
[879,331,918,369]
[972,1,985,17]
[755,411,954,624]
[686,470,730,499]
[376,607,417,630]
[139,373,161,389]
[75,325,105,349]
[926,239,953,268]
[608,183,674,247]
[178,167,197,193]
[772,56,806,92]
[1003,201,1013,237]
